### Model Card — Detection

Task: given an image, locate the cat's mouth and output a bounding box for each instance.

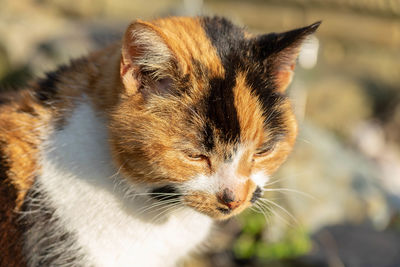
[149,185,262,219]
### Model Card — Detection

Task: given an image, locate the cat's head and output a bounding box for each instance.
[109,16,320,219]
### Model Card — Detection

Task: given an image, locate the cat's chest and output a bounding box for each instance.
[35,101,212,267]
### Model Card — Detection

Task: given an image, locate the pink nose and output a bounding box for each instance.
[218,188,242,210]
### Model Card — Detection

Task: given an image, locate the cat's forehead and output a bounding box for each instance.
[150,17,290,150]
[151,17,251,75]
[198,71,287,152]
[150,17,226,78]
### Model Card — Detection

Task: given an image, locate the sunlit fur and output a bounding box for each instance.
[0,16,319,266]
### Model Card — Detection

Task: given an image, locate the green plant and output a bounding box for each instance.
[233,209,312,261]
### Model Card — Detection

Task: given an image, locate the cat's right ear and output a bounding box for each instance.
[253,21,321,92]
[120,20,176,97]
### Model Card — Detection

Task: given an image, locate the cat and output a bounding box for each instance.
[0,16,319,267]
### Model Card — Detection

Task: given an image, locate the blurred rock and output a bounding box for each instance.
[305,78,372,139]
[0,2,127,87]
[0,44,10,81]
[352,121,400,211]
[0,0,187,87]
[385,104,400,152]
[269,122,390,235]
[352,121,385,158]
[295,224,400,267]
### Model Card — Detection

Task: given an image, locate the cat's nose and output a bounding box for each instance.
[218,188,242,210]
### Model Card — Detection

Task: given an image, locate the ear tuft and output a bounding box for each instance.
[254,21,321,92]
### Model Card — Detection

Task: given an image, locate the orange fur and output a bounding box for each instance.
[150,17,225,77]
[0,91,51,207]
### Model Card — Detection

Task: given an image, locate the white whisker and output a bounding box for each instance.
[137,198,181,215]
[262,188,317,201]
[259,198,298,226]
[152,203,182,224]
[253,202,272,223]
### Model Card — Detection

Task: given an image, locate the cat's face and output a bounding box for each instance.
[110,17,319,219]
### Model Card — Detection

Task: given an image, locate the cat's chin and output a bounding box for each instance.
[182,196,250,220]
[197,206,250,220]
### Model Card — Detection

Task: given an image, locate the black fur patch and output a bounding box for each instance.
[35,65,67,103]
[35,57,88,104]
[20,183,86,266]
[203,123,215,152]
[0,142,28,267]
[206,76,241,144]
[200,16,245,61]
[250,186,262,203]
[200,17,245,147]
[217,207,231,215]
[150,185,180,201]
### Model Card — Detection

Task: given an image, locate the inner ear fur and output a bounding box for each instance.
[120,20,176,96]
[255,21,321,92]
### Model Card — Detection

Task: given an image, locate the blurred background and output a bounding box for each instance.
[1,0,400,266]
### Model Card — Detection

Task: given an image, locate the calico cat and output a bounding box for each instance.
[0,16,319,267]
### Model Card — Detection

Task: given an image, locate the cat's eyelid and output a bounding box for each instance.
[254,143,276,157]
[258,142,275,151]
[254,136,283,157]
[185,152,210,167]
[181,147,203,155]
[181,148,208,160]
[187,154,207,160]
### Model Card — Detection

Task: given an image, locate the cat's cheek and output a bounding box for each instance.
[156,152,211,182]
[180,174,219,194]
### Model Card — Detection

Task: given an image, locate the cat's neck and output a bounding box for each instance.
[39,43,124,124]
[29,71,213,267]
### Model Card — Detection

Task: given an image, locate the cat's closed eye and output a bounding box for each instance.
[186,153,208,161]
[182,149,209,161]
[185,152,212,169]
[254,143,276,158]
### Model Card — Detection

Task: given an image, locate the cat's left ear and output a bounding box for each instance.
[120,20,176,97]
[253,21,321,92]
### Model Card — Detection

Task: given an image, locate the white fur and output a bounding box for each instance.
[37,100,212,267]
[251,171,270,187]
[181,173,219,194]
